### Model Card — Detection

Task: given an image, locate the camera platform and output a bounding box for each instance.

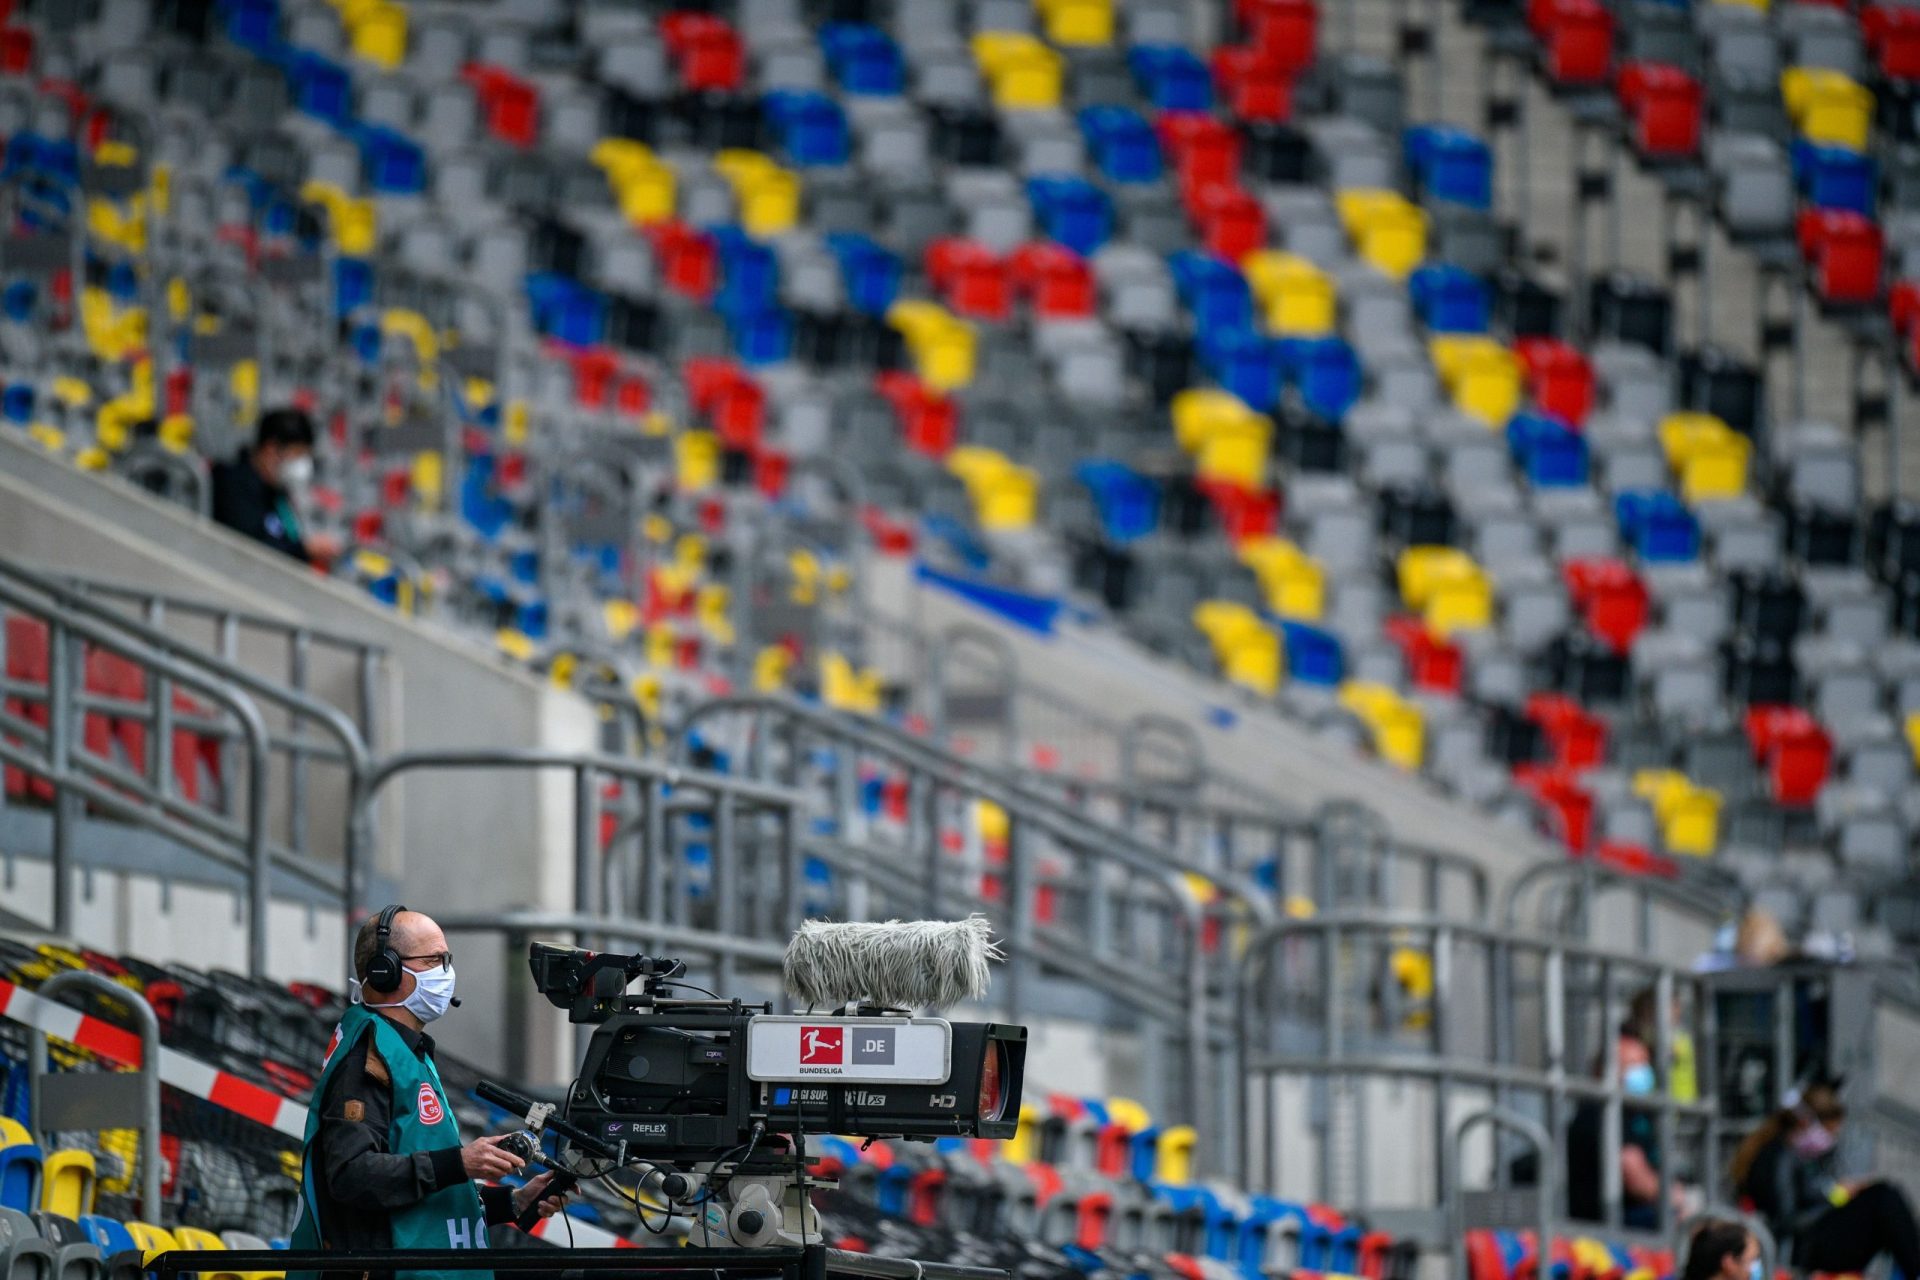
[146,1245,1011,1280]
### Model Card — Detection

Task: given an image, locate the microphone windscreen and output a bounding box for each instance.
[783,916,1001,1010]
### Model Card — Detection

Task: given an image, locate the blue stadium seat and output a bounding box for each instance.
[1027,176,1114,256]
[820,25,905,96]
[1171,252,1254,333]
[1616,491,1702,562]
[1507,412,1590,487]
[1080,106,1164,183]
[1129,46,1212,111]
[1280,621,1343,685]
[1792,140,1877,216]
[764,91,852,166]
[1077,461,1161,543]
[827,234,903,316]
[1405,125,1494,210]
[1410,264,1491,333]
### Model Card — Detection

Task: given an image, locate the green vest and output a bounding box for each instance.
[288,1005,490,1280]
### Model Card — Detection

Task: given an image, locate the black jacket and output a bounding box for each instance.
[210,449,310,562]
[1742,1137,1838,1249]
[310,1017,513,1278]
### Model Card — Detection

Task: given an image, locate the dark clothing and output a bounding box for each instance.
[1743,1138,1920,1276]
[1566,1101,1661,1229]
[309,1015,512,1278]
[1796,1183,1920,1276]
[210,448,309,562]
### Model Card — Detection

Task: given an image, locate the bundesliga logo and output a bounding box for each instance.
[799,1026,843,1065]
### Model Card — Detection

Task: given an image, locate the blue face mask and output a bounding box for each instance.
[1749,1257,1765,1280]
[1623,1063,1657,1097]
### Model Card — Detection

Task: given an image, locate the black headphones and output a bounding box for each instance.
[364,903,408,995]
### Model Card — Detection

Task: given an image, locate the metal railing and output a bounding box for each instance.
[678,694,1264,1166]
[0,560,376,891]
[0,574,281,975]
[1237,913,1721,1245]
[26,971,162,1218]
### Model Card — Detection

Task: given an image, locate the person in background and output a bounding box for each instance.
[1566,1030,1690,1229]
[1730,1082,1920,1278]
[1628,986,1698,1104]
[211,407,316,563]
[1679,1219,1761,1280]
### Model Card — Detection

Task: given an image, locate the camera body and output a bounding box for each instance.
[530,943,1027,1170]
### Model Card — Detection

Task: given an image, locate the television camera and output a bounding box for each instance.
[480,919,1026,1250]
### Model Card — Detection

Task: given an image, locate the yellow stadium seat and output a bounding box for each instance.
[949,446,1040,528]
[495,629,536,662]
[1239,537,1325,620]
[1907,711,1920,767]
[1105,1097,1151,1133]
[1396,546,1491,635]
[1339,681,1425,770]
[972,33,1063,108]
[822,653,884,713]
[974,798,1009,844]
[604,600,639,642]
[1713,0,1766,9]
[696,584,735,645]
[173,1227,246,1280]
[630,671,664,723]
[1194,414,1271,487]
[676,430,720,490]
[1170,387,1262,453]
[595,140,677,225]
[1634,769,1723,856]
[410,450,443,506]
[714,150,801,237]
[27,423,65,453]
[41,1148,95,1218]
[1429,335,1522,427]
[125,1223,178,1256]
[1782,68,1873,151]
[1155,1126,1198,1186]
[1194,601,1283,694]
[158,414,194,453]
[753,645,794,692]
[1244,250,1337,335]
[1336,189,1427,278]
[1658,412,1751,502]
[1039,0,1114,45]
[888,302,976,389]
[347,0,406,66]
[1004,1104,1041,1164]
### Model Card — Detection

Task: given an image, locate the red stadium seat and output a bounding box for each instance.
[1798,210,1884,306]
[1526,692,1607,770]
[648,222,719,300]
[1516,338,1595,426]
[1158,112,1243,192]
[1529,0,1613,87]
[1010,243,1096,318]
[1866,4,1920,80]
[1563,558,1648,653]
[4,614,51,801]
[1193,184,1267,259]
[1515,764,1594,852]
[1238,0,1317,72]
[926,239,1013,321]
[661,13,745,92]
[875,372,958,457]
[1212,45,1294,122]
[1385,615,1465,693]
[461,63,539,146]
[1618,62,1703,159]
[1746,705,1833,806]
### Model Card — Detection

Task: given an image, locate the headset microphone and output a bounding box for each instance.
[450,996,461,1008]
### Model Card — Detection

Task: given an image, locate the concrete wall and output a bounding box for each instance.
[0,432,598,1078]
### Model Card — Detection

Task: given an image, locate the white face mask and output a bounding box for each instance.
[278,453,314,490]
[362,964,457,1024]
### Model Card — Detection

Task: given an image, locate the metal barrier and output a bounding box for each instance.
[0,560,378,901]
[1237,913,1720,1244]
[1501,860,1735,957]
[1447,1107,1554,1280]
[348,749,806,1001]
[678,694,1262,1167]
[26,971,162,1218]
[874,619,1494,924]
[0,573,283,976]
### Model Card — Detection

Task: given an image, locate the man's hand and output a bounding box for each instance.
[462,1135,526,1181]
[513,1171,569,1220]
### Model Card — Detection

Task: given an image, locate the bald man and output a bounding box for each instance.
[288,907,566,1280]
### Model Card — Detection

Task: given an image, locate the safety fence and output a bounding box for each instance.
[1236,913,1721,1246]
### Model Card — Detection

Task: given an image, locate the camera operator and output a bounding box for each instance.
[288,907,568,1280]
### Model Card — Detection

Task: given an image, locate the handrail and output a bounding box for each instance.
[681,695,1271,916]
[678,694,1242,1163]
[0,559,377,888]
[1501,859,1738,949]
[28,971,163,1217]
[1237,912,1721,1237]
[0,577,278,976]
[1448,1107,1554,1280]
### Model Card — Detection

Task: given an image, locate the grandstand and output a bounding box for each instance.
[2,0,1920,1276]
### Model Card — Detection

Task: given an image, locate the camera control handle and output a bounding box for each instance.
[495,1131,581,1233]
[476,1080,622,1162]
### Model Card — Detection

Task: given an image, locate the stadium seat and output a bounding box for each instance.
[0,1122,42,1214]
[0,1207,56,1280]
[35,1154,90,1221]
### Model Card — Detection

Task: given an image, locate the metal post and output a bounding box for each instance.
[48,622,76,936]
[713,790,738,996]
[1004,816,1032,1023]
[1448,1109,1555,1280]
[573,766,598,923]
[29,972,163,1219]
[288,627,310,855]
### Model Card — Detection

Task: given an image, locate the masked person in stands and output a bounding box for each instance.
[287,907,567,1280]
[1566,1031,1687,1229]
[1730,1081,1920,1278]
[1679,1219,1761,1280]
[210,407,317,563]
